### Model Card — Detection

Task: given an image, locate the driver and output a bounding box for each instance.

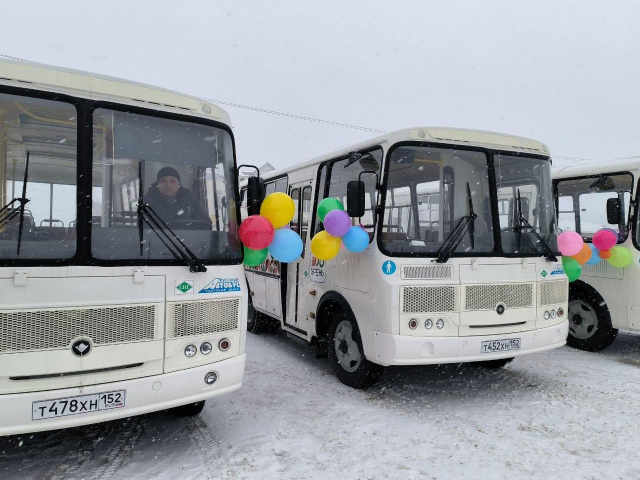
[144,167,212,227]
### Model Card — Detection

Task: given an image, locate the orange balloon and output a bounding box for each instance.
[599,249,612,260]
[571,243,592,265]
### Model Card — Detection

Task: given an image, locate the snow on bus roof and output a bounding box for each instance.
[553,156,640,178]
[0,57,231,125]
[258,126,550,180]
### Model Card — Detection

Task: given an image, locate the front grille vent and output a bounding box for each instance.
[167,298,240,338]
[540,280,568,306]
[0,304,158,354]
[401,286,458,313]
[402,265,453,280]
[464,283,533,311]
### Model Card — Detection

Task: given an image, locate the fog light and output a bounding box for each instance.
[218,338,231,351]
[200,342,213,355]
[425,319,433,329]
[557,307,565,317]
[550,309,557,319]
[436,319,445,329]
[544,311,550,320]
[184,344,197,357]
[204,372,217,385]
[408,318,418,330]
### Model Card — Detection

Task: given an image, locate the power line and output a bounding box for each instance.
[204,97,386,133]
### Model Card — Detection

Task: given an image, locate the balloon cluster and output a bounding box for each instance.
[557,228,632,282]
[310,198,369,261]
[239,193,303,266]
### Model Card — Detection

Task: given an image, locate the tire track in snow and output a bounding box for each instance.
[181,416,222,478]
[87,415,147,480]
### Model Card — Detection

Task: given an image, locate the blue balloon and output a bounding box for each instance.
[268,228,303,263]
[586,243,602,265]
[342,226,369,253]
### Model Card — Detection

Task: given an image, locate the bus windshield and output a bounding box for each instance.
[381,146,495,255]
[495,154,558,255]
[91,108,241,263]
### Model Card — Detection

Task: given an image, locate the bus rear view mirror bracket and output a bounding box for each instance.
[606,197,621,225]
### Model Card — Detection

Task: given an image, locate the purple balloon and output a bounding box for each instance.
[324,210,351,237]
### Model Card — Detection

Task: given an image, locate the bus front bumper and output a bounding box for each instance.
[0,353,245,437]
[373,321,568,366]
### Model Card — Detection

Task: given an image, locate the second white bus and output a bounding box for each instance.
[244,127,569,388]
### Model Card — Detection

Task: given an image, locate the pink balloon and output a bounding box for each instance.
[557,231,584,256]
[592,228,618,251]
[324,210,351,237]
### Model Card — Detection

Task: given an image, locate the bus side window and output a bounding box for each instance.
[290,188,300,234]
[557,195,576,232]
[240,188,248,221]
[301,186,312,256]
[313,164,328,236]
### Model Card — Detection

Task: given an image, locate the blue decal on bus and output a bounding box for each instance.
[382,261,396,275]
[199,278,241,293]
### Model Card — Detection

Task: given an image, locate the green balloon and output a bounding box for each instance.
[243,246,268,267]
[317,197,344,222]
[608,246,632,268]
[562,256,581,282]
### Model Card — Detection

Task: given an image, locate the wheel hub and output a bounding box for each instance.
[568,299,598,340]
[333,320,362,373]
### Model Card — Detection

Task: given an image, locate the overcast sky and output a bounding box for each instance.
[2,0,639,171]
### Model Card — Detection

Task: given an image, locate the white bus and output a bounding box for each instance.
[0,59,248,435]
[243,127,569,388]
[554,158,639,351]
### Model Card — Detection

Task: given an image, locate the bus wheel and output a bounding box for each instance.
[567,287,617,351]
[475,357,514,369]
[327,316,384,389]
[170,401,205,417]
[247,305,264,334]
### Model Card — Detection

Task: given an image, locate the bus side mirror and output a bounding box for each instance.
[247,176,265,216]
[606,197,621,224]
[347,180,365,218]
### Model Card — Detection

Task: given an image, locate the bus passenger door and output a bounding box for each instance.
[285,183,312,335]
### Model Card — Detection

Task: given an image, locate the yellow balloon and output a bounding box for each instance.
[260,192,295,229]
[311,231,341,261]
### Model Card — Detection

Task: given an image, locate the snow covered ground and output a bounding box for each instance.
[2,330,640,480]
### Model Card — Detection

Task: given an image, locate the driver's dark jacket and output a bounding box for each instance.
[144,185,212,227]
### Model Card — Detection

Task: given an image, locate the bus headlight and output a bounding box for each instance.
[204,372,218,385]
[550,310,557,319]
[425,319,433,329]
[436,319,445,329]
[218,338,231,352]
[408,319,419,330]
[544,311,551,320]
[200,342,213,355]
[184,345,197,357]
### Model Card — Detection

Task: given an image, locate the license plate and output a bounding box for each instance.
[32,390,126,421]
[481,338,521,354]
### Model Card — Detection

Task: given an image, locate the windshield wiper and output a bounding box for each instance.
[434,183,477,263]
[515,189,557,262]
[0,152,31,255]
[136,162,207,273]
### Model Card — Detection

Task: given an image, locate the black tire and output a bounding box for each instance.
[247,302,263,334]
[327,315,384,389]
[567,286,617,351]
[475,357,514,369]
[169,400,205,417]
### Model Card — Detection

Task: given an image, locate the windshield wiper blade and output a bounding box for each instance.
[0,152,31,255]
[434,182,477,263]
[516,189,558,262]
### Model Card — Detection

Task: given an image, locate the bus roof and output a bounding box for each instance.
[0,57,231,125]
[257,126,550,180]
[554,156,640,179]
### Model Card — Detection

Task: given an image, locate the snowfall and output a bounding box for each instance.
[2,329,640,480]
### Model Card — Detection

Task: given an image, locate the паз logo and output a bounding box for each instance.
[71,338,92,357]
[199,278,241,294]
